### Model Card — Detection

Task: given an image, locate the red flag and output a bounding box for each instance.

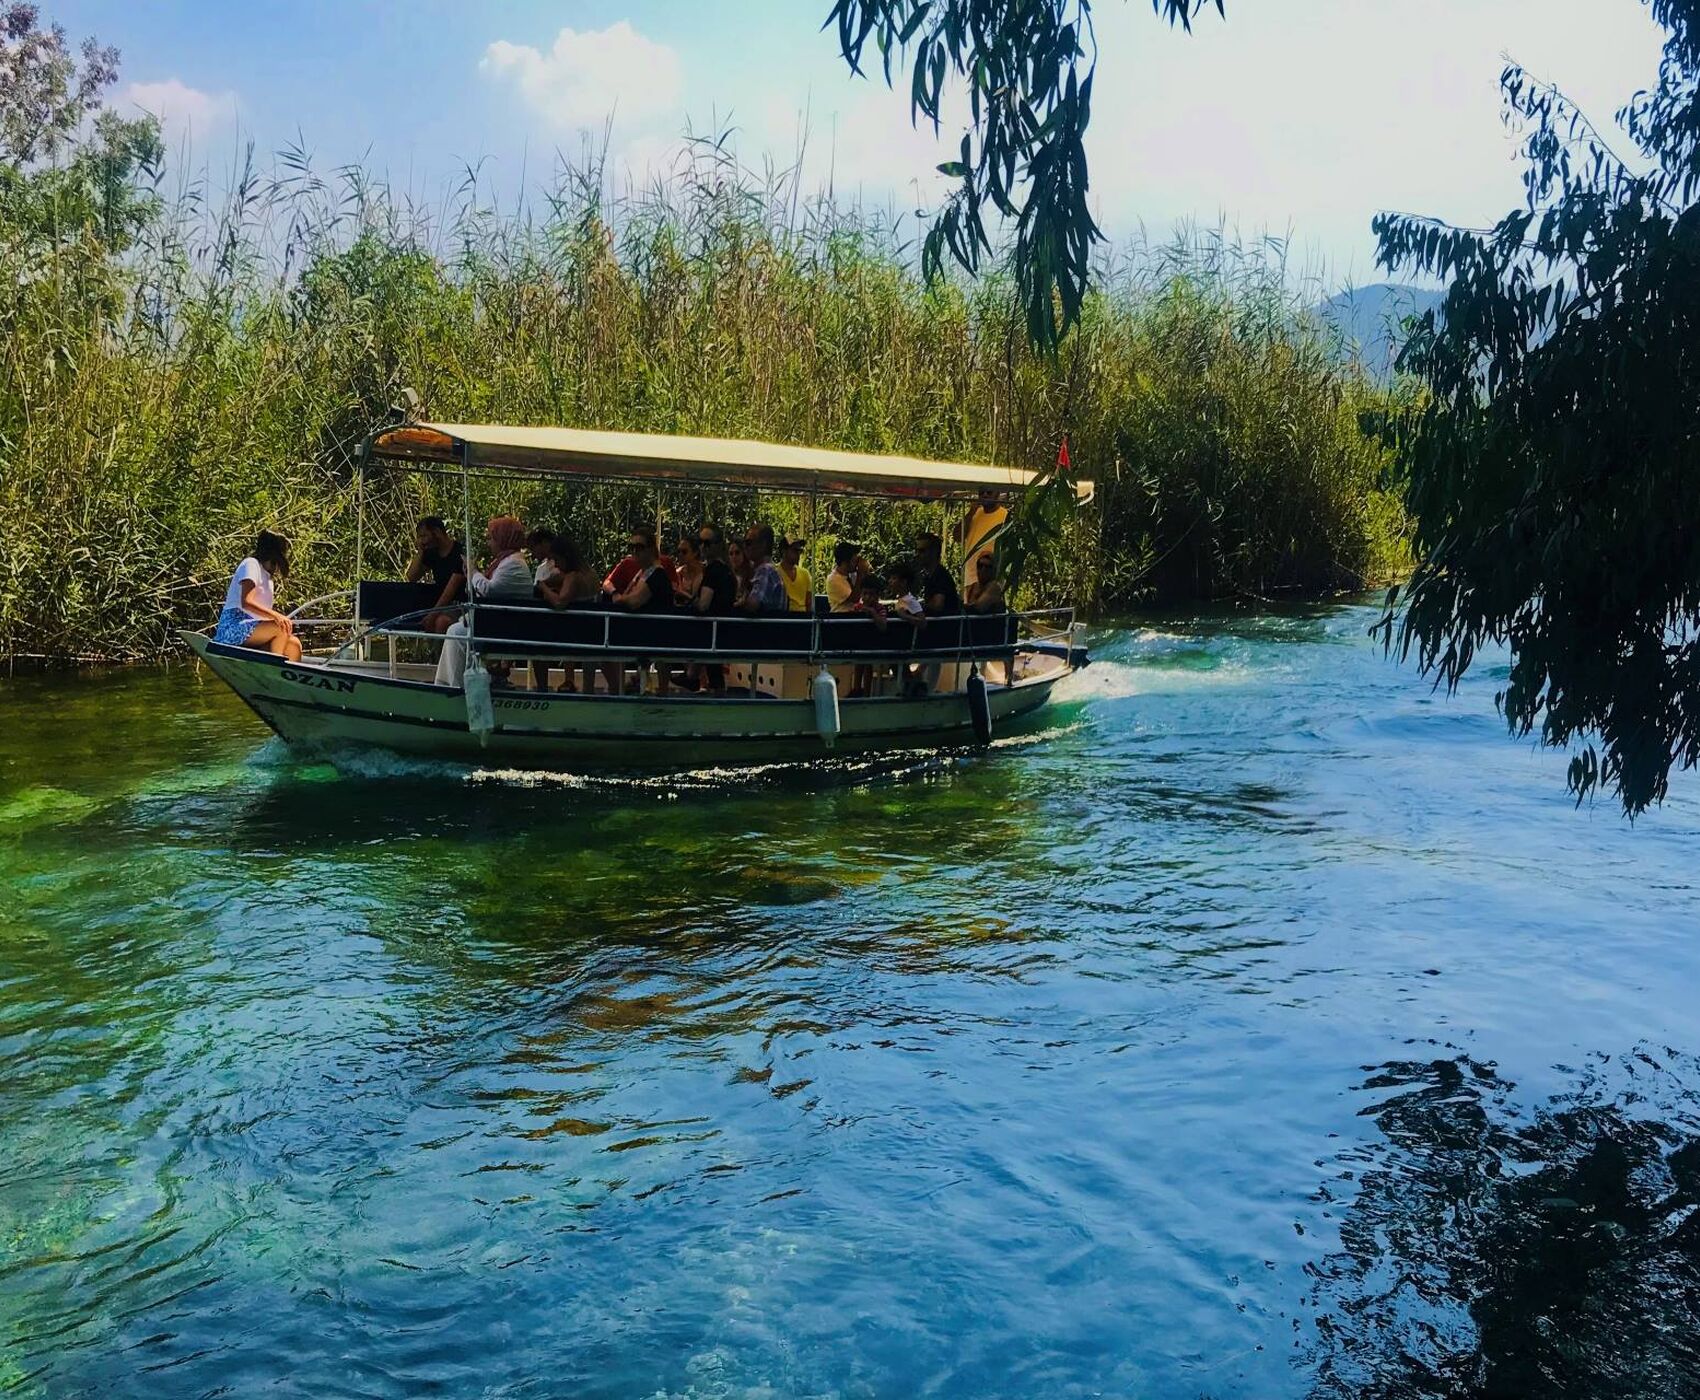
[1057,436,1071,470]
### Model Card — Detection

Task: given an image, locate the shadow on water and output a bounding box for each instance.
[1306,1049,1700,1400]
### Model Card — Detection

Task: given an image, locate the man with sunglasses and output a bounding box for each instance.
[602,530,675,600]
[605,529,675,696]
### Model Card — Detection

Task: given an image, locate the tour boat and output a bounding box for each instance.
[182,422,1092,768]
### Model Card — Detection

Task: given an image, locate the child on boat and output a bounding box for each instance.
[848,575,888,697]
[213,531,301,661]
[885,560,929,696]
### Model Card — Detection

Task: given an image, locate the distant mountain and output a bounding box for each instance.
[1315,283,1446,379]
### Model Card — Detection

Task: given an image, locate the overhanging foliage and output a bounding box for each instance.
[1375,0,1700,815]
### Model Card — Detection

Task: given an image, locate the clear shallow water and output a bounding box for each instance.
[2,602,1697,1399]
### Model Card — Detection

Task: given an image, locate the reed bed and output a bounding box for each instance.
[0,139,1410,663]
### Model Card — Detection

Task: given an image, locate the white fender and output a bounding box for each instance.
[464,665,495,744]
[812,665,841,748]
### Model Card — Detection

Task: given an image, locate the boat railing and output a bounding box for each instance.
[322,601,1073,674]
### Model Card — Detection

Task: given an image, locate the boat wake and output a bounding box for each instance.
[465,722,1083,793]
[1053,660,1143,703]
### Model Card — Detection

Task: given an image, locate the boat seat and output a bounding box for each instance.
[356,580,450,623]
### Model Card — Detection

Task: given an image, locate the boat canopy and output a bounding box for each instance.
[365,422,1094,504]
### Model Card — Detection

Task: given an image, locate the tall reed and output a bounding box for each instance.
[0,139,1410,663]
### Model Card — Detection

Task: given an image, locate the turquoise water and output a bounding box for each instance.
[2,603,1697,1398]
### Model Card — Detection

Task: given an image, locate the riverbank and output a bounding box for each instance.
[2,142,1410,666]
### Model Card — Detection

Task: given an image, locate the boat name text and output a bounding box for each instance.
[281,668,358,694]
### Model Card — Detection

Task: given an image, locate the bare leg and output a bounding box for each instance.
[244,621,300,663]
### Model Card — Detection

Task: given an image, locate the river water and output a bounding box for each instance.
[2,602,1697,1399]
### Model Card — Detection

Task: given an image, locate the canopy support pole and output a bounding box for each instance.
[355,463,365,583]
[461,441,475,663]
[354,441,368,660]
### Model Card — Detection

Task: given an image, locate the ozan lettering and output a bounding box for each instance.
[281,668,357,694]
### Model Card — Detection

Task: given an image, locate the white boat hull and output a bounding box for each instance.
[182,633,1069,768]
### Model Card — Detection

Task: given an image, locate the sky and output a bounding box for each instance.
[46,0,1671,290]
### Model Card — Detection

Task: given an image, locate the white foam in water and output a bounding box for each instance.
[464,729,1084,793]
[1054,660,1144,703]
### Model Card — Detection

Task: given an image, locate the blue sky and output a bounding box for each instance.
[50,0,1670,288]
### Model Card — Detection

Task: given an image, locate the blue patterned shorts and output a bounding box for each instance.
[213,605,260,646]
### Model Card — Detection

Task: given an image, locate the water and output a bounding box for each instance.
[2,602,1697,1399]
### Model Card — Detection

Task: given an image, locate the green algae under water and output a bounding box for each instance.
[2,603,1698,1399]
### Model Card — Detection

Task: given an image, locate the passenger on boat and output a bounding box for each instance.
[690,536,739,694]
[914,532,962,616]
[886,559,931,696]
[405,517,467,634]
[528,528,559,587]
[666,534,708,693]
[826,541,860,612]
[886,561,925,625]
[537,535,600,693]
[695,538,738,616]
[602,535,675,599]
[739,526,786,613]
[521,529,561,690]
[537,534,599,609]
[848,575,889,696]
[777,536,813,614]
[607,529,675,695]
[433,516,535,687]
[965,552,1006,613]
[673,534,706,606]
[726,539,753,606]
[611,530,673,614]
[213,530,302,662]
[958,488,1008,589]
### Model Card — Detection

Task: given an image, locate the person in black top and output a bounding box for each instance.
[693,537,738,616]
[406,516,467,633]
[611,529,674,694]
[914,532,961,616]
[685,536,738,693]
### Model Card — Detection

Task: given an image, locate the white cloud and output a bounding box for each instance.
[1081,0,1668,280]
[123,78,238,143]
[482,22,683,133]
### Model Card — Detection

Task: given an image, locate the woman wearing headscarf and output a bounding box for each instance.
[434,516,535,686]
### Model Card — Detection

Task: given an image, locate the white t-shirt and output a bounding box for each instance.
[896,592,924,619]
[534,558,560,586]
[223,557,274,614]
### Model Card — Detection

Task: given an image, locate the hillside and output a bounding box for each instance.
[1316,283,1445,378]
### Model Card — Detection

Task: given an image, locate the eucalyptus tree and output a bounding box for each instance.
[826,0,1222,351]
[1375,0,1700,815]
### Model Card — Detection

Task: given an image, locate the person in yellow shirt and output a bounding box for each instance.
[959,488,1008,588]
[777,535,814,613]
[826,541,860,612]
